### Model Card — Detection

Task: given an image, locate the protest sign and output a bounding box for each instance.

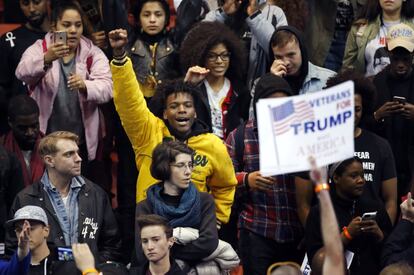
[256,81,354,176]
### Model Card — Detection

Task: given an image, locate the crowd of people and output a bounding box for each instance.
[1,0,414,274]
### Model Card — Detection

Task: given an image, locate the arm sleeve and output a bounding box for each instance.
[246,7,288,56]
[172,194,219,261]
[381,220,414,267]
[207,139,237,224]
[0,251,30,275]
[98,193,122,262]
[83,47,113,104]
[111,58,162,160]
[342,24,359,71]
[15,40,48,86]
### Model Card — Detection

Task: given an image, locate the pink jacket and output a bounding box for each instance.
[16,33,113,160]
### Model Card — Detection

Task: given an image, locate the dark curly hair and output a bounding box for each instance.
[148,78,200,119]
[325,69,376,119]
[358,0,414,22]
[272,0,308,32]
[179,21,246,82]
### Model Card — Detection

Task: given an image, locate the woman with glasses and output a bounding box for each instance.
[132,140,219,270]
[180,21,250,140]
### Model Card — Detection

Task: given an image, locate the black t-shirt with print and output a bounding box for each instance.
[354,129,397,204]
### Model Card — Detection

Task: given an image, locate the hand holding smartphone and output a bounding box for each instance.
[393,96,406,105]
[361,211,377,221]
[54,31,67,45]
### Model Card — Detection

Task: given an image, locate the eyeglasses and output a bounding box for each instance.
[206,52,231,62]
[170,162,194,171]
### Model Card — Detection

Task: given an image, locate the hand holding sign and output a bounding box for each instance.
[257,81,355,176]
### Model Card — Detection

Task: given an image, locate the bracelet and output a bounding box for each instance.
[82,268,98,275]
[342,226,353,240]
[314,183,330,193]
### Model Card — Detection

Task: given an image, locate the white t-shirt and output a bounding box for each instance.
[365,20,400,77]
[204,78,231,139]
[21,150,32,172]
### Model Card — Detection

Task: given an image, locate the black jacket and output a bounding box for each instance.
[6,176,122,263]
[195,81,250,139]
[305,190,392,275]
[129,37,180,86]
[381,219,414,268]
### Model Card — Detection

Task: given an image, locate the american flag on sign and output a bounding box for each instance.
[270,100,315,135]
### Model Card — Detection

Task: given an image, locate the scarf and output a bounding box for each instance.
[2,131,44,186]
[147,182,201,228]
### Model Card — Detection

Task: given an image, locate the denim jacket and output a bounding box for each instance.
[41,171,84,245]
[299,62,336,94]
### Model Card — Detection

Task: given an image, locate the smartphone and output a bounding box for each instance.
[393,96,406,104]
[57,247,74,261]
[362,211,377,221]
[54,31,67,45]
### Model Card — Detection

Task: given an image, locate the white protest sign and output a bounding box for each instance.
[256,81,354,176]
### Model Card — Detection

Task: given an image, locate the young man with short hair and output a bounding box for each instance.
[130,214,187,275]
[269,26,335,95]
[6,205,78,274]
[108,29,237,226]
[3,95,44,187]
[6,131,122,263]
[371,23,414,198]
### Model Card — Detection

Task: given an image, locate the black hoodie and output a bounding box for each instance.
[270,26,310,95]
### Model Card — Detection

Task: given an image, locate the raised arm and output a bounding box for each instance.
[109,29,164,155]
[309,159,344,275]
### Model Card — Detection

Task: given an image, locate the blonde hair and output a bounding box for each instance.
[38,131,79,157]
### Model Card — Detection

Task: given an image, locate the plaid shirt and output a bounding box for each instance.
[226,120,303,242]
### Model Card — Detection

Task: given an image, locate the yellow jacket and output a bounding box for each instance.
[111,59,237,223]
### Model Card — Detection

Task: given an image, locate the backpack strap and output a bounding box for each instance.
[234,121,246,172]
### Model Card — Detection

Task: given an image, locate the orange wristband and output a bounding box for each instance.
[314,183,330,193]
[342,226,353,240]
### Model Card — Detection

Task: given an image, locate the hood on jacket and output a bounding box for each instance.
[269,26,309,94]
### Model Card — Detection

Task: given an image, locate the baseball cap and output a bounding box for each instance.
[6,205,48,227]
[387,23,414,52]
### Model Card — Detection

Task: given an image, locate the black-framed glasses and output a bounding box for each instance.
[170,162,194,171]
[206,52,231,62]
